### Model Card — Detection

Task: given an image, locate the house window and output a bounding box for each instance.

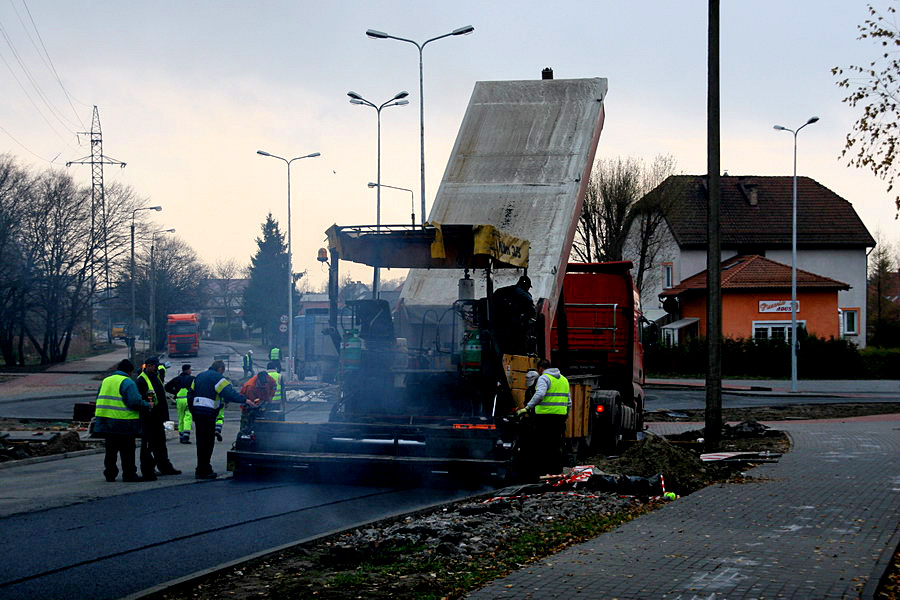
[753,321,804,342]
[662,263,673,289]
[841,308,859,336]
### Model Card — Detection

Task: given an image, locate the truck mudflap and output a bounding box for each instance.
[227,419,516,485]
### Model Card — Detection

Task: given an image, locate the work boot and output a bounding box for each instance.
[140,473,158,481]
[195,470,217,480]
[122,475,149,482]
[179,432,191,444]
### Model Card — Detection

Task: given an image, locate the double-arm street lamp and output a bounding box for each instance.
[773,116,819,393]
[348,90,409,297]
[256,149,321,383]
[366,25,474,227]
[131,206,162,362]
[149,228,176,355]
[368,182,415,227]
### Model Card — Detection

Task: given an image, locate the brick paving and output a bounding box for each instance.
[469,419,900,600]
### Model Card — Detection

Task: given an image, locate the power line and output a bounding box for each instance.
[0,49,77,150]
[20,0,88,124]
[0,123,59,164]
[0,16,79,139]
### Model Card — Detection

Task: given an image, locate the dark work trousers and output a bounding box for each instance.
[193,411,217,475]
[104,434,137,480]
[140,414,173,476]
[532,414,568,476]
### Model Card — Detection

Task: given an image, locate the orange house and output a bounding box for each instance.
[658,255,850,344]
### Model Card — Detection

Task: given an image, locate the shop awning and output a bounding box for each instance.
[661,317,699,331]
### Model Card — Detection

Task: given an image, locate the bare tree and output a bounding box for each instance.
[833,4,900,213]
[211,258,243,340]
[0,155,34,364]
[867,232,900,346]
[573,155,678,291]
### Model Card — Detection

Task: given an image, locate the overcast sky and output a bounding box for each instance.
[1,1,896,290]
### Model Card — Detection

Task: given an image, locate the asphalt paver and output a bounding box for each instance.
[470,417,900,600]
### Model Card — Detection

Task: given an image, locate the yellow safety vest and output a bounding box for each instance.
[139,371,160,399]
[95,374,139,420]
[267,370,282,403]
[270,348,281,360]
[534,373,570,415]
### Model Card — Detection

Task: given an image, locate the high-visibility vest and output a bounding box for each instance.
[243,353,253,369]
[267,370,282,403]
[139,371,160,399]
[534,373,570,415]
[95,374,139,420]
[270,348,281,360]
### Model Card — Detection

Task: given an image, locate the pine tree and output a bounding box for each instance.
[243,214,289,347]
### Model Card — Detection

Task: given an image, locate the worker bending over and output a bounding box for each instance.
[188,360,258,479]
[165,364,194,444]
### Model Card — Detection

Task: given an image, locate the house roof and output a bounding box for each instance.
[649,175,875,249]
[659,254,850,297]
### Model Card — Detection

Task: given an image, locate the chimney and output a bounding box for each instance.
[542,67,553,80]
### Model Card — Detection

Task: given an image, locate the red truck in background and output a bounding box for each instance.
[549,262,645,451]
[167,313,200,357]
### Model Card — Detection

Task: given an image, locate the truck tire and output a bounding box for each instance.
[589,390,621,455]
[598,402,621,455]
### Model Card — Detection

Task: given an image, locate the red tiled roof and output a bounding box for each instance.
[659,254,850,297]
[650,175,876,249]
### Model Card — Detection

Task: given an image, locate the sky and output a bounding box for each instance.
[1,1,898,291]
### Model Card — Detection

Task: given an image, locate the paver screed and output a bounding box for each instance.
[469,420,900,600]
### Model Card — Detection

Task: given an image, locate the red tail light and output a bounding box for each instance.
[595,405,604,413]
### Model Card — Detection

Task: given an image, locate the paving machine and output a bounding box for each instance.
[227,75,643,484]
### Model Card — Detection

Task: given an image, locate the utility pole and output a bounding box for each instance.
[67,106,126,348]
[705,0,723,451]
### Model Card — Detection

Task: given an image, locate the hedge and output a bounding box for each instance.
[646,335,899,379]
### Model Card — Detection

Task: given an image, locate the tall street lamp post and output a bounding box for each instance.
[368,182,415,227]
[149,228,175,356]
[130,206,162,362]
[348,91,409,297]
[366,25,474,227]
[773,116,819,393]
[256,150,320,383]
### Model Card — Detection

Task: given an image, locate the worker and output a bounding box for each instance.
[518,359,570,477]
[136,356,181,479]
[165,364,194,444]
[188,360,258,479]
[93,359,153,482]
[491,275,536,355]
[158,361,170,383]
[239,370,276,434]
[265,360,284,413]
[242,349,254,379]
[269,346,282,372]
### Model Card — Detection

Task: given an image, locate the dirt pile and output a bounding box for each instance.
[0,430,87,462]
[588,434,712,494]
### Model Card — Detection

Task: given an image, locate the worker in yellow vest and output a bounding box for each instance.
[269,346,282,372]
[93,359,154,482]
[266,360,284,413]
[519,358,570,477]
[165,364,194,444]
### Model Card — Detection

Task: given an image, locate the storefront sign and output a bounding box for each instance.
[759,300,799,313]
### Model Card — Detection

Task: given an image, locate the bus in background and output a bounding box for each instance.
[167,313,200,357]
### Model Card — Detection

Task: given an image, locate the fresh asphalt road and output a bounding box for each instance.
[0,478,481,600]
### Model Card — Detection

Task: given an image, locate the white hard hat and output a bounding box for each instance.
[525,370,539,386]
[249,350,253,354]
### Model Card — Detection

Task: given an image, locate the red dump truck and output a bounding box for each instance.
[166,313,200,357]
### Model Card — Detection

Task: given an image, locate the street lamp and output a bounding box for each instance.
[149,228,175,355]
[257,149,321,383]
[368,182,415,227]
[131,206,162,362]
[348,91,409,297]
[773,116,819,393]
[366,25,474,227]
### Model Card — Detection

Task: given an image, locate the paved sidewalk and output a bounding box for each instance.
[470,417,900,600]
[0,347,128,403]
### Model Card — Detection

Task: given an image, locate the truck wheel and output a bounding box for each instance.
[598,402,621,455]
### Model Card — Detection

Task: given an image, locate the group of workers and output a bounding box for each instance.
[94,347,285,482]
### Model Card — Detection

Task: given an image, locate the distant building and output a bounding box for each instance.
[626,175,875,346]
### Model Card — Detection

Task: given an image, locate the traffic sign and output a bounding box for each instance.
[280,314,289,324]
[278,324,288,333]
